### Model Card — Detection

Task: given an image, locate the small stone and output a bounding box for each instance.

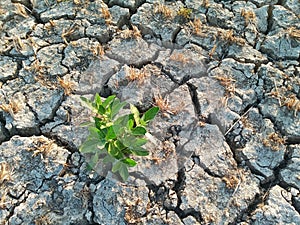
[131,2,184,45]
[250,185,300,224]
[106,37,161,66]
[270,5,299,32]
[40,1,76,22]
[250,0,278,7]
[279,145,300,189]
[183,216,200,225]
[108,0,137,11]
[207,4,234,29]
[0,56,18,82]
[155,44,207,84]
[180,160,260,224]
[77,57,120,95]
[109,5,130,28]
[26,86,63,123]
[36,44,68,76]
[260,33,300,60]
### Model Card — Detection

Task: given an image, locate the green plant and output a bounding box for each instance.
[80,94,159,181]
[177,7,192,19]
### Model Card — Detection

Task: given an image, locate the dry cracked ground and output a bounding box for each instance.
[0,0,300,224]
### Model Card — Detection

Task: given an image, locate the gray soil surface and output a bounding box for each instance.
[0,0,300,224]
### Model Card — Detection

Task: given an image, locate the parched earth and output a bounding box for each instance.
[0,0,300,224]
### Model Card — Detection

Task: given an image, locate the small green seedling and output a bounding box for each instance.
[80,94,159,181]
[177,7,192,19]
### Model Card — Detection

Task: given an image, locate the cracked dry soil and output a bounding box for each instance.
[0,0,300,224]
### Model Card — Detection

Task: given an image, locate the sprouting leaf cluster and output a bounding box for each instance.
[177,7,192,19]
[80,94,159,181]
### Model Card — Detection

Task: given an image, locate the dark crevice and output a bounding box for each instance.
[108,0,146,14]
[146,183,160,204]
[157,63,180,85]
[11,79,65,135]
[0,112,10,143]
[181,209,203,222]
[265,4,274,35]
[31,9,46,24]
[100,84,113,98]
[261,163,287,189]
[253,61,262,74]
[277,0,287,6]
[173,168,185,197]
[230,54,268,65]
[126,60,153,70]
[40,95,65,127]
[42,132,78,153]
[235,151,291,221]
[16,101,42,136]
[220,43,230,61]
[243,159,271,182]
[164,125,181,147]
[237,160,299,222]
[189,40,211,54]
[172,168,203,222]
[171,26,182,44]
[84,180,105,225]
[286,136,300,145]
[277,146,297,188]
[292,195,300,214]
[118,14,131,30]
[3,189,30,224]
[145,168,203,222]
[11,0,33,13]
[224,102,259,153]
[129,171,155,186]
[186,83,201,116]
[200,161,222,178]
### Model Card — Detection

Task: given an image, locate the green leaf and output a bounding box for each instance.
[94,117,105,129]
[132,126,147,135]
[119,164,129,181]
[108,142,120,157]
[80,139,104,153]
[103,95,116,108]
[130,147,149,156]
[112,161,122,173]
[134,138,148,146]
[127,119,134,130]
[114,114,129,127]
[114,139,126,151]
[111,99,127,119]
[121,158,137,167]
[113,115,130,136]
[97,105,106,115]
[106,126,116,140]
[112,124,122,136]
[94,93,102,108]
[103,154,116,163]
[88,126,100,139]
[130,104,140,126]
[141,106,159,123]
[87,152,99,170]
[121,134,135,147]
[122,135,147,148]
[88,127,106,142]
[79,121,94,127]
